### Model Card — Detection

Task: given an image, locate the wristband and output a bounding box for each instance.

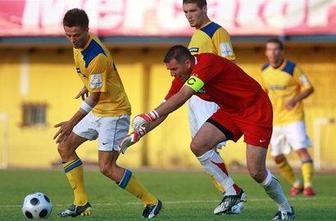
[80,101,93,113]
[148,110,160,120]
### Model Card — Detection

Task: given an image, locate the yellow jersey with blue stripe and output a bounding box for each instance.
[73,33,131,117]
[188,21,235,60]
[260,60,313,125]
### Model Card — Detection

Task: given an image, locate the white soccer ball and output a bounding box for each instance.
[230,201,244,214]
[22,192,52,219]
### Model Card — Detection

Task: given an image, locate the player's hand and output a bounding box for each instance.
[74,87,89,100]
[119,130,143,154]
[132,111,159,131]
[53,121,75,144]
[285,99,297,110]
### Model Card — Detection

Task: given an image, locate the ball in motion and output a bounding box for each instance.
[22,192,52,219]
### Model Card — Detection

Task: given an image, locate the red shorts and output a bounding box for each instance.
[209,93,273,148]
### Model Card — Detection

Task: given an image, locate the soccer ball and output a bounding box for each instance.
[22,192,52,219]
[230,201,244,214]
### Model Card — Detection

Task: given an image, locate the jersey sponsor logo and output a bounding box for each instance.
[90,73,103,89]
[219,42,233,57]
[189,47,199,54]
[269,85,287,90]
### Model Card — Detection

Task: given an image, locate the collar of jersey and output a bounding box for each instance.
[80,33,93,51]
[198,21,213,30]
[271,59,286,70]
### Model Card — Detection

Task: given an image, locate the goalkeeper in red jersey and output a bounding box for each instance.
[120,45,295,220]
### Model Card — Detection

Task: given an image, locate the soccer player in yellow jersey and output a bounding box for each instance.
[261,38,315,197]
[53,8,162,218]
[183,0,245,214]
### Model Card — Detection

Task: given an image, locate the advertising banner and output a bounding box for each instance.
[0,0,335,36]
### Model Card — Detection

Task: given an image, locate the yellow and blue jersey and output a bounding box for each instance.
[260,60,313,125]
[188,21,235,60]
[73,33,131,117]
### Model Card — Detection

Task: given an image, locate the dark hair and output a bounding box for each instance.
[266,38,284,50]
[163,45,194,63]
[63,8,89,29]
[183,0,207,8]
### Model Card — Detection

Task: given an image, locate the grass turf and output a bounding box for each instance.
[0,169,335,221]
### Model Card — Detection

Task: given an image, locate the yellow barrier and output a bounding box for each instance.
[0,47,335,169]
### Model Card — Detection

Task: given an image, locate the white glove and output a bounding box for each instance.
[119,127,146,154]
[132,110,159,131]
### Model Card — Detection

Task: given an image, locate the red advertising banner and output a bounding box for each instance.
[0,0,335,36]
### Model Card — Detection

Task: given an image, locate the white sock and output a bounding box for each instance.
[262,170,292,212]
[197,150,237,195]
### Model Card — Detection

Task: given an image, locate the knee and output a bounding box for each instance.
[248,167,265,183]
[99,162,112,177]
[190,140,204,156]
[296,149,312,161]
[57,143,72,159]
[274,155,285,164]
[99,162,119,181]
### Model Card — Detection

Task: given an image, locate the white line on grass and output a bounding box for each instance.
[1,197,332,208]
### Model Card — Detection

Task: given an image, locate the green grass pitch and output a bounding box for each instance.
[0,169,335,221]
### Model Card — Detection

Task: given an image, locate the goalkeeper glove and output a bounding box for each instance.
[132,110,159,131]
[119,127,146,154]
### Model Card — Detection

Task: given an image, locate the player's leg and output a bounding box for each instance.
[295,148,315,196]
[188,96,227,193]
[57,113,97,217]
[242,92,293,219]
[242,96,294,220]
[57,132,92,217]
[274,154,303,196]
[287,121,315,196]
[271,126,302,195]
[246,144,294,220]
[190,119,246,215]
[98,151,161,218]
[98,115,162,219]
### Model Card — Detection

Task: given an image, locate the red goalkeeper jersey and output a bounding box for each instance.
[165,53,273,146]
[166,53,265,114]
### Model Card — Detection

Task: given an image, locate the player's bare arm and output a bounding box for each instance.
[53,92,101,143]
[131,85,194,133]
[156,85,193,117]
[119,86,194,153]
[285,87,314,110]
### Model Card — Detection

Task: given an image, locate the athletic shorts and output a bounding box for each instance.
[207,93,273,148]
[73,112,130,151]
[188,95,226,148]
[270,120,312,156]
